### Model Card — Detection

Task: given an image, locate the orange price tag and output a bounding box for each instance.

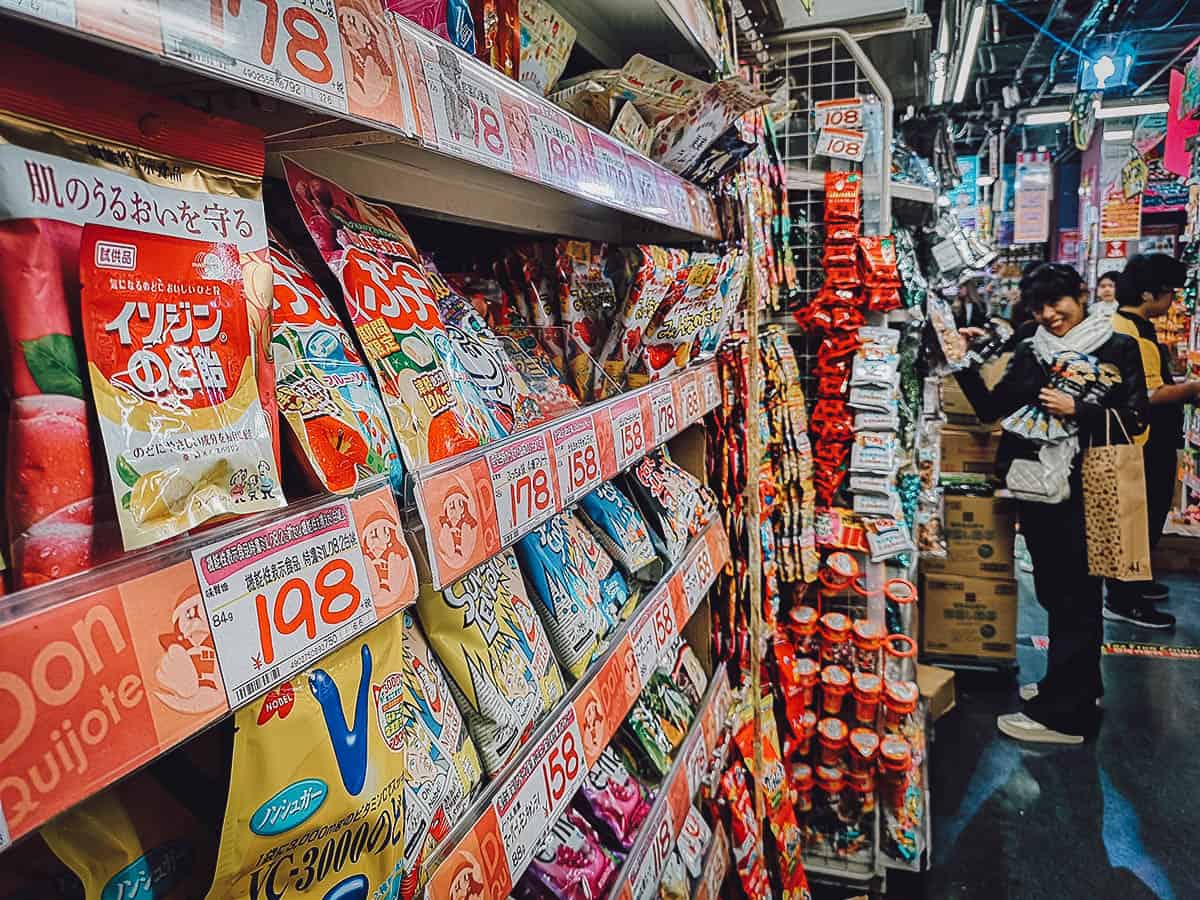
[611,392,650,470]
[488,432,558,546]
[650,381,680,444]
[550,413,603,506]
[426,806,513,900]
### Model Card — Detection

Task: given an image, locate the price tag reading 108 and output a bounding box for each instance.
[489,432,558,545]
[551,415,603,506]
[611,394,648,470]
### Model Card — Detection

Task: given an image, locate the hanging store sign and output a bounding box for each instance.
[1013,150,1051,244]
[1100,137,1142,241]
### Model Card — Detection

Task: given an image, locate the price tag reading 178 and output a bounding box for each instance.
[489,432,558,546]
[611,393,648,471]
[651,383,680,444]
[551,414,602,507]
[192,499,375,709]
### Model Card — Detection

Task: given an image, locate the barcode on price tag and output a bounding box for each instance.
[629,591,677,682]
[816,126,867,162]
[679,376,702,425]
[160,0,349,112]
[814,97,864,130]
[701,366,721,411]
[191,499,375,708]
[650,383,679,444]
[551,414,603,506]
[491,708,585,877]
[489,432,558,545]
[681,542,716,614]
[611,393,649,470]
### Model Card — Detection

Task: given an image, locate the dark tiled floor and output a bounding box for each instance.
[920,571,1200,899]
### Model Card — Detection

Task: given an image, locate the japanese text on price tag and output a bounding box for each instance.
[814,98,864,130]
[702,366,720,411]
[611,393,648,470]
[636,813,676,900]
[420,47,513,169]
[489,432,558,545]
[161,0,349,111]
[679,377,702,424]
[816,126,866,162]
[192,499,375,708]
[551,414,602,506]
[588,133,635,206]
[681,542,715,614]
[650,383,679,444]
[630,590,677,682]
[626,153,663,212]
[528,107,584,190]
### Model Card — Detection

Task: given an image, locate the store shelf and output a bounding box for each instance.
[414,362,722,588]
[551,0,724,72]
[691,821,730,900]
[788,170,938,207]
[421,526,731,898]
[608,665,733,900]
[0,482,414,849]
[891,181,938,205]
[0,2,720,243]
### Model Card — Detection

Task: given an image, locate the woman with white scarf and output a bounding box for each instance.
[955,263,1147,745]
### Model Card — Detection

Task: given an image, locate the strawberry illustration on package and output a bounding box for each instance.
[285,159,486,470]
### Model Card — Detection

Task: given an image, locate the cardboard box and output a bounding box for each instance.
[943,353,1009,423]
[920,573,1018,661]
[917,663,956,721]
[921,494,1016,578]
[940,426,1001,476]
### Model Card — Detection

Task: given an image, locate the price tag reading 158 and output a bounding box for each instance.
[192,499,376,709]
[682,543,716,614]
[611,393,648,470]
[630,591,677,682]
[489,432,558,546]
[551,414,602,506]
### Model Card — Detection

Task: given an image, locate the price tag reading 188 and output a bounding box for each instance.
[611,393,648,471]
[650,383,680,444]
[192,499,375,709]
[489,432,558,546]
[551,414,603,506]
[679,377,702,425]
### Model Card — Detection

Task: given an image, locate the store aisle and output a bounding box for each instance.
[928,573,1200,899]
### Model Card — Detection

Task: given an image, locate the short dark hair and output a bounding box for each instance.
[1019,263,1084,311]
[1098,270,1122,286]
[1117,254,1188,307]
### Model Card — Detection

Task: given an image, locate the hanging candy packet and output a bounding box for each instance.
[577,480,662,583]
[271,232,405,495]
[720,763,772,900]
[0,44,279,583]
[527,807,619,900]
[400,611,485,899]
[575,746,655,852]
[629,252,724,385]
[207,615,409,900]
[824,171,862,221]
[416,548,565,774]
[285,159,485,470]
[557,239,618,397]
[625,448,718,565]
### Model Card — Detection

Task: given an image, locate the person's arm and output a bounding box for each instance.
[1150,381,1200,405]
[954,342,1039,423]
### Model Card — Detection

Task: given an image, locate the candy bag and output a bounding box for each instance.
[271,232,404,494]
[557,239,618,397]
[624,449,717,564]
[206,614,408,900]
[527,807,619,900]
[578,480,662,583]
[285,159,485,469]
[416,548,565,774]
[569,512,635,626]
[630,252,723,384]
[824,172,862,222]
[507,242,566,373]
[575,746,654,852]
[389,0,450,39]
[518,0,576,95]
[0,44,279,582]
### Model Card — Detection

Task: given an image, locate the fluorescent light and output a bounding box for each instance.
[977,174,996,186]
[1021,109,1071,125]
[1103,128,1133,142]
[952,2,987,103]
[1096,100,1169,119]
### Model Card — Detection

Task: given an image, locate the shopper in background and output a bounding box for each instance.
[953,271,989,328]
[1104,254,1193,628]
[956,263,1147,745]
[1090,270,1122,319]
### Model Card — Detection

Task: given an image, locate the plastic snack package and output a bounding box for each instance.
[556,239,618,398]
[0,44,279,583]
[659,849,688,900]
[676,806,712,878]
[206,615,409,900]
[617,697,674,779]
[271,232,405,494]
[719,763,772,900]
[518,0,576,96]
[284,158,485,470]
[594,245,689,399]
[642,670,696,744]
[470,0,519,79]
[610,101,653,156]
[629,252,724,385]
[527,806,619,900]
[497,324,581,420]
[575,746,655,852]
[577,480,663,583]
[400,610,485,898]
[515,512,612,680]
[447,0,477,52]
[389,0,450,39]
[569,511,635,626]
[624,448,718,565]
[660,636,708,706]
[417,548,566,774]
[824,172,863,221]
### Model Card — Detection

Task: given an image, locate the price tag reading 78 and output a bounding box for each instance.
[489,432,559,546]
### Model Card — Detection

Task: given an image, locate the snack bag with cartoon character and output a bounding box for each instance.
[271,231,405,495]
[284,159,486,470]
[207,615,410,900]
[556,240,618,398]
[416,548,565,775]
[623,448,717,565]
[577,480,662,584]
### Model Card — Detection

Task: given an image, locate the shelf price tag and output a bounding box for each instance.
[650,382,680,444]
[634,811,676,900]
[161,0,349,112]
[679,375,702,425]
[551,414,603,507]
[489,432,558,546]
[701,365,721,411]
[611,393,650,471]
[680,541,716,615]
[420,46,513,170]
[626,152,664,213]
[814,97,864,130]
[192,499,375,708]
[527,106,585,190]
[815,126,867,163]
[630,590,677,683]
[589,132,636,207]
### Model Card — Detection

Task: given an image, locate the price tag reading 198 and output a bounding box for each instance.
[551,414,602,506]
[651,383,679,444]
[489,432,558,546]
[611,393,648,470]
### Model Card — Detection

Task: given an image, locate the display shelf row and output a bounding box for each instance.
[691,820,729,900]
[0,1,719,240]
[414,361,721,588]
[786,169,938,206]
[610,665,732,900]
[422,519,731,897]
[551,0,723,71]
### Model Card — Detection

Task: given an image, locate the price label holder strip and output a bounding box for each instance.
[690,820,729,900]
[413,362,718,589]
[0,2,718,239]
[422,518,730,897]
[609,664,733,900]
[0,477,415,848]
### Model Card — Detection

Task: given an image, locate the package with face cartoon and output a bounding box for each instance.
[623,448,718,565]
[577,480,662,584]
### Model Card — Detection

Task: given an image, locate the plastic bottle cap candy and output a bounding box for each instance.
[883,679,919,716]
[879,735,912,772]
[848,728,880,772]
[819,612,852,643]
[815,765,847,795]
[884,578,916,605]
[851,619,885,651]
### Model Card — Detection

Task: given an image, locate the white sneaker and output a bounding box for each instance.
[1019,683,1038,701]
[997,712,1084,745]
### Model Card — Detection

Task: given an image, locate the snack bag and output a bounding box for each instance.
[389,0,451,40]
[496,325,580,420]
[507,243,566,373]
[570,512,635,625]
[518,0,576,95]
[629,251,725,385]
[0,44,277,583]
[594,245,689,398]
[271,232,405,495]
[575,746,655,852]
[284,159,485,470]
[557,240,618,398]
[515,512,612,680]
[527,807,619,900]
[625,449,717,564]
[400,610,485,898]
[416,548,565,774]
[824,172,862,221]
[577,481,662,583]
[207,616,408,900]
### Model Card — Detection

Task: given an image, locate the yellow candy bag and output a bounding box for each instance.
[206,616,408,900]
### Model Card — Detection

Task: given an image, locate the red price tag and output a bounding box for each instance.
[588,133,635,207]
[684,735,709,796]
[702,366,721,411]
[611,393,648,470]
[681,542,716,614]
[551,414,603,506]
[680,376,702,424]
[192,500,375,708]
[162,0,349,112]
[650,383,679,444]
[489,432,558,546]
[630,591,677,682]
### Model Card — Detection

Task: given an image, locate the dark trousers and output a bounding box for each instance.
[1019,494,1103,735]
[1105,443,1177,609]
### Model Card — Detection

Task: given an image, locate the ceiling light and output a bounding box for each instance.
[1020,109,1071,125]
[1096,100,1170,119]
[1103,128,1133,142]
[952,2,987,104]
